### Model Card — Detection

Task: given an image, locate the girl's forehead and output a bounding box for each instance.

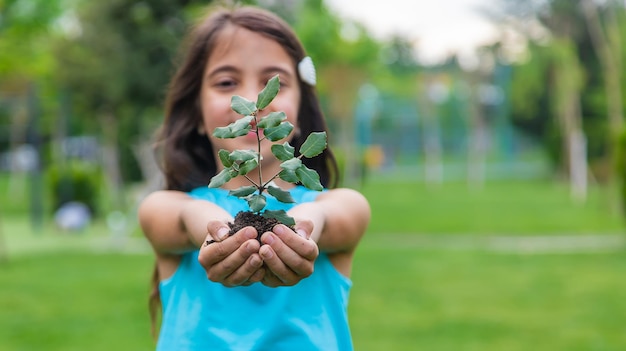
[209,25,239,58]
[211,25,281,56]
[207,25,294,69]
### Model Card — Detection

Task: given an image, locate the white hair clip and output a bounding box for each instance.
[298,56,316,86]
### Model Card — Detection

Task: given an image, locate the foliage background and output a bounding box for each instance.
[3,0,626,202]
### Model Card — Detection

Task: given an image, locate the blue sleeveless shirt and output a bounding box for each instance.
[156,186,354,351]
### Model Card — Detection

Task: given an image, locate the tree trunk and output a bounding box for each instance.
[569,129,588,202]
[423,113,443,186]
[419,77,447,186]
[467,88,488,191]
[581,0,623,180]
[552,39,587,202]
[100,111,125,211]
[0,211,8,263]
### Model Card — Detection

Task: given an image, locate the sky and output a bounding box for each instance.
[324,0,501,64]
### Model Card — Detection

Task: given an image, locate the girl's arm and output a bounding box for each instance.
[141,188,370,286]
[289,188,370,253]
[256,187,370,283]
[139,191,266,284]
[138,190,232,253]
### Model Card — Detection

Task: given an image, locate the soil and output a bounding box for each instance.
[205,211,293,246]
[228,211,279,243]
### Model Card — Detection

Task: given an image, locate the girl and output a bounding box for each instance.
[138,5,370,351]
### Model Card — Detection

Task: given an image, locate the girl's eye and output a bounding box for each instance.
[264,78,287,88]
[215,80,236,89]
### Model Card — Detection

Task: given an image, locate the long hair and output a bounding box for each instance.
[149,5,339,336]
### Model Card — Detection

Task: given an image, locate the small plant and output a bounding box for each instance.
[207,75,326,240]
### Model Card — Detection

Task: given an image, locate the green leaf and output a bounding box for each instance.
[267,185,295,203]
[237,159,258,176]
[296,165,323,191]
[280,158,302,172]
[247,194,267,213]
[208,168,233,188]
[263,210,295,226]
[212,116,253,139]
[229,149,257,162]
[256,75,280,110]
[257,111,286,129]
[213,126,236,139]
[218,149,233,168]
[231,95,257,116]
[229,186,257,198]
[271,142,295,161]
[263,122,294,142]
[230,116,254,137]
[279,169,299,183]
[299,132,327,158]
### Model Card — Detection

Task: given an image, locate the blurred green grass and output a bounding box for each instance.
[350,245,626,351]
[0,252,154,351]
[1,176,625,350]
[361,178,624,234]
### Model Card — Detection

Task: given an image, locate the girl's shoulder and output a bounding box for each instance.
[288,185,325,202]
[187,186,227,202]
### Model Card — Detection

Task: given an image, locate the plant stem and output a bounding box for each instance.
[254,115,264,194]
[262,173,281,188]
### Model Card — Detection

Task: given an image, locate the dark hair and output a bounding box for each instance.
[149,5,339,337]
[155,5,339,192]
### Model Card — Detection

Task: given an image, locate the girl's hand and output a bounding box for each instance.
[198,221,266,287]
[258,221,319,287]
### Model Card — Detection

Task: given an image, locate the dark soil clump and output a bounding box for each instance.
[228,211,280,243]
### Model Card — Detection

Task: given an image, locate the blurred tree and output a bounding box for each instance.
[0,0,64,146]
[581,0,623,181]
[0,0,62,80]
[581,0,623,130]
[0,0,66,225]
[52,0,219,208]
[497,0,625,185]
[550,38,587,202]
[377,35,421,98]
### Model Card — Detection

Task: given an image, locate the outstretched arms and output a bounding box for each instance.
[139,187,370,286]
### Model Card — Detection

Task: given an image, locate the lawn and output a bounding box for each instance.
[2,245,625,350]
[1,177,625,350]
[361,178,624,234]
[349,245,626,351]
[0,252,155,351]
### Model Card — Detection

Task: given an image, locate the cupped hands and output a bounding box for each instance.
[198,219,318,287]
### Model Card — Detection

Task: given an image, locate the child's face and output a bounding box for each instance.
[200,25,301,168]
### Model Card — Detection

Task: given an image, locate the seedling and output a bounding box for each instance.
[208,75,326,238]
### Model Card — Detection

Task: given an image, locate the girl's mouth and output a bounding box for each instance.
[245,119,257,140]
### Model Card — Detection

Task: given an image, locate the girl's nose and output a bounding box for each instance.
[241,83,263,103]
